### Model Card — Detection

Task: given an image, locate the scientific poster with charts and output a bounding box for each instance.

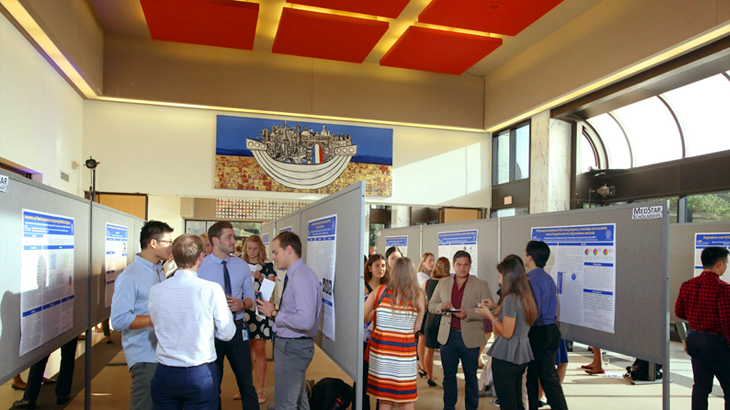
[437,230,478,275]
[307,214,337,341]
[532,224,616,333]
[385,235,408,257]
[20,210,75,355]
[105,223,129,307]
[262,233,269,247]
[694,233,730,283]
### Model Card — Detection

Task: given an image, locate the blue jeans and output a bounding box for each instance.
[440,330,480,410]
[151,362,220,410]
[686,330,730,410]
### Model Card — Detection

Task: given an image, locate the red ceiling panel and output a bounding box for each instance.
[140,0,259,50]
[286,0,411,19]
[419,0,563,36]
[380,27,502,75]
[273,8,389,64]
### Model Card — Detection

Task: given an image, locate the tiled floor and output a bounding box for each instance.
[2,335,726,409]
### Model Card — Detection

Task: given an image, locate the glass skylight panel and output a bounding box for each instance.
[586,115,632,169]
[612,97,682,167]
[663,74,730,157]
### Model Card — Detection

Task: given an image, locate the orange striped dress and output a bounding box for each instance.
[367,288,418,402]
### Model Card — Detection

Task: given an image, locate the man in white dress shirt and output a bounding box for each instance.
[147,234,235,410]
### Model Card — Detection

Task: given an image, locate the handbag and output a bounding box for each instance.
[364,285,388,361]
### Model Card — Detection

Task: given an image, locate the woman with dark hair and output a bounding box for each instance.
[415,252,435,378]
[240,235,276,404]
[475,255,537,410]
[364,257,425,410]
[361,254,388,410]
[384,246,402,278]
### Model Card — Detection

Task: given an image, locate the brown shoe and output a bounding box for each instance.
[257,388,266,404]
[232,393,241,400]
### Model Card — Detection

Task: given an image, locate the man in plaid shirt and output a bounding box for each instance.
[676,246,730,410]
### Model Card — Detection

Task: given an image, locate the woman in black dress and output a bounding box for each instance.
[422,257,452,387]
[241,235,276,404]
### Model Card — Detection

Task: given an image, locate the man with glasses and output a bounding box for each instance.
[111,220,174,410]
[198,222,258,410]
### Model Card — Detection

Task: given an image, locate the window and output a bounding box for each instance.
[686,191,730,222]
[492,122,530,185]
[490,207,528,218]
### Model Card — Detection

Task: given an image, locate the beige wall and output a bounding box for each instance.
[23,0,104,93]
[0,13,84,196]
[484,0,730,130]
[82,100,491,208]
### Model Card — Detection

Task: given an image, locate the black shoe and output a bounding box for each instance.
[538,400,547,408]
[11,384,26,391]
[12,400,36,409]
[427,378,437,387]
[417,365,427,378]
[57,396,71,405]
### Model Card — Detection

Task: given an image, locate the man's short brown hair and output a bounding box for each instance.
[208,221,233,242]
[172,234,204,269]
[274,231,301,257]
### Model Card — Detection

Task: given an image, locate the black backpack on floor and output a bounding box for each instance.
[625,359,663,381]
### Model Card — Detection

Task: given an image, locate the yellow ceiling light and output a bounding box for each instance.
[0,0,97,98]
[285,3,387,22]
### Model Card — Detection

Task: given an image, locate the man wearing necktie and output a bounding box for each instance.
[198,222,258,410]
[111,221,174,410]
[257,231,323,410]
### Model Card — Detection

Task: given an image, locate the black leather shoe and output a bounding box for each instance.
[12,400,37,409]
[57,396,71,405]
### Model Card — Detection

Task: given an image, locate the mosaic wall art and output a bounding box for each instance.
[215,115,393,196]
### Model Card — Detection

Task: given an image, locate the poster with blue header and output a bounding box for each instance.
[105,223,129,307]
[532,223,616,333]
[694,233,730,282]
[437,230,478,275]
[307,214,337,341]
[20,210,75,355]
[385,235,408,257]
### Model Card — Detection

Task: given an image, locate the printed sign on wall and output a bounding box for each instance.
[215,115,393,196]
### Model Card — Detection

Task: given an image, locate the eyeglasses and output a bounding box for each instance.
[156,239,172,245]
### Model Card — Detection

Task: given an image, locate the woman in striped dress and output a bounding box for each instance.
[364,257,426,410]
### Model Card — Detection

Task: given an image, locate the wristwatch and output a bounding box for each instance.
[271,309,278,321]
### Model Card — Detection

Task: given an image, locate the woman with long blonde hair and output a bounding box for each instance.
[476,255,537,410]
[364,257,425,410]
[421,257,451,386]
[240,235,275,404]
[416,252,435,378]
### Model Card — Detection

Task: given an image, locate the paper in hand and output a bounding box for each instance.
[255,278,276,319]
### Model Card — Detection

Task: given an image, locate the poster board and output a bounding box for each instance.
[421,219,500,301]
[376,225,422,259]
[273,182,365,391]
[668,222,730,323]
[0,173,90,385]
[500,201,668,364]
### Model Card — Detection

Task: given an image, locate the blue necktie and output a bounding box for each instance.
[222,260,232,296]
[282,274,289,302]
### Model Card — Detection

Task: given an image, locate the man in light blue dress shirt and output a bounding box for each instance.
[257,231,323,410]
[197,222,258,410]
[148,233,236,410]
[111,221,173,410]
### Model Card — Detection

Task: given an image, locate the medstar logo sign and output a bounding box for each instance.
[631,206,663,220]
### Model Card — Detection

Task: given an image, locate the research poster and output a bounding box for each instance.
[105,223,129,307]
[20,210,76,355]
[437,230,478,275]
[532,223,616,333]
[385,235,408,257]
[279,226,292,233]
[694,233,730,283]
[262,232,269,247]
[307,214,337,341]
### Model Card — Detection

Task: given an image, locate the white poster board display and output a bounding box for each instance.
[694,233,730,283]
[531,224,616,334]
[437,230,478,275]
[307,214,337,341]
[105,223,129,307]
[262,233,270,247]
[384,235,408,257]
[20,210,76,355]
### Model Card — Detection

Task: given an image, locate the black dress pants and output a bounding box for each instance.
[526,324,568,410]
[214,320,258,410]
[24,337,78,402]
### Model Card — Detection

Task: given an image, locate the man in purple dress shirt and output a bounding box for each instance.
[257,231,323,410]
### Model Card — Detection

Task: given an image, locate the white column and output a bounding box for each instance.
[390,205,411,228]
[530,111,571,214]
